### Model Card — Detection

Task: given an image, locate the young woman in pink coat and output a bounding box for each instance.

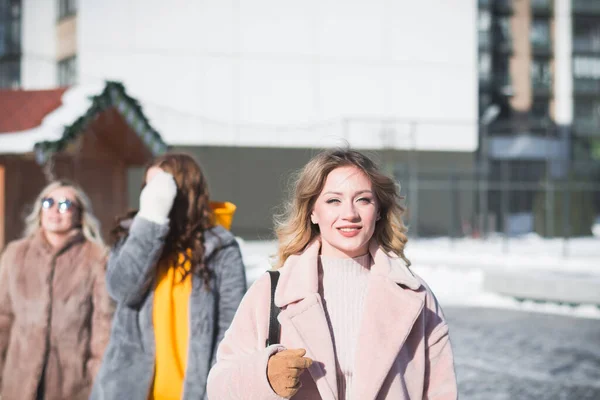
[207,149,458,400]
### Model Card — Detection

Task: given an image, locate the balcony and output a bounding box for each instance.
[494,36,513,54]
[573,118,600,137]
[488,117,556,138]
[478,74,513,96]
[574,79,600,96]
[572,0,600,16]
[478,0,491,9]
[480,75,491,91]
[532,79,552,97]
[531,0,553,16]
[573,37,600,55]
[495,75,513,96]
[493,0,513,15]
[531,40,552,57]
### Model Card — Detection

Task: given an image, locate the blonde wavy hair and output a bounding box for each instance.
[274,148,410,268]
[24,180,105,247]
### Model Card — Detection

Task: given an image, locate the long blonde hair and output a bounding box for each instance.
[274,148,410,268]
[24,180,105,247]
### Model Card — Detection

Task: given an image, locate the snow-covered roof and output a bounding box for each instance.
[0,82,168,163]
[0,84,103,154]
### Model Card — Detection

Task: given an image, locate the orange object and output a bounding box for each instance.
[150,251,193,400]
[210,201,237,230]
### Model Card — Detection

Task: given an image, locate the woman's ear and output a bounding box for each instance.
[310,213,318,225]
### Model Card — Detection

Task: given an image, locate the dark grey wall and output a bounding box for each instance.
[127,146,476,239]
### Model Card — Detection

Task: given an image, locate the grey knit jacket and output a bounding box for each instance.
[90,216,247,400]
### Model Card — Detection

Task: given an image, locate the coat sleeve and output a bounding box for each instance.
[206,273,287,400]
[105,216,170,307]
[87,253,115,383]
[422,288,458,400]
[209,241,247,367]
[0,246,14,390]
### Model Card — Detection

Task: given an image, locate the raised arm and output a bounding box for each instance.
[105,217,169,306]
[105,170,177,306]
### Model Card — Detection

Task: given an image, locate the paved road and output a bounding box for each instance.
[446,307,600,400]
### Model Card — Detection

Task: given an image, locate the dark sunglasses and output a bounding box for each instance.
[41,197,78,214]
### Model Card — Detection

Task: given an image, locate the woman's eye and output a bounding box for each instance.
[358,198,373,204]
[326,198,340,204]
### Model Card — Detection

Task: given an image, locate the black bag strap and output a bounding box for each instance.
[265,270,281,347]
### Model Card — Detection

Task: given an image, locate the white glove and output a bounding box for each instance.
[137,170,177,224]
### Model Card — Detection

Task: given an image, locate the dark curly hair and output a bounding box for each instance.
[112,153,215,288]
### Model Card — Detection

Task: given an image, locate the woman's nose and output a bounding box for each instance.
[341,202,359,220]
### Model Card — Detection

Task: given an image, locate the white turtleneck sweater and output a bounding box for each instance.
[318,254,371,400]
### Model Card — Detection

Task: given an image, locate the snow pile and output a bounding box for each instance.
[237,236,600,320]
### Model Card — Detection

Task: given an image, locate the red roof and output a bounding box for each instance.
[0,87,69,133]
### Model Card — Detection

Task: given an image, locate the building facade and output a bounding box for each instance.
[7,0,479,238]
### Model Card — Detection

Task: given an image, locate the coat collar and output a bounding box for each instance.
[31,228,85,257]
[274,238,421,308]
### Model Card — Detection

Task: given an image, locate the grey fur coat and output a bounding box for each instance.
[90,216,246,400]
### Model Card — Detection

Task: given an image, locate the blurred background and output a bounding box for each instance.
[0,0,599,399]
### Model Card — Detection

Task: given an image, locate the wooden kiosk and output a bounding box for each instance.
[0,82,168,248]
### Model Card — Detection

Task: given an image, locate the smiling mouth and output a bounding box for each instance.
[338,227,361,232]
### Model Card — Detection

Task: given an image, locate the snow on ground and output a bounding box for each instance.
[237,234,600,320]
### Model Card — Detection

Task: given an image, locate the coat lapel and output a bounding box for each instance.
[278,294,338,400]
[275,241,338,400]
[352,242,425,400]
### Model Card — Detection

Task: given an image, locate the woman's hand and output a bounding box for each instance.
[137,170,177,224]
[267,348,313,398]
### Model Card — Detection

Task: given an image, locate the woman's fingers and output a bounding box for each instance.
[286,376,300,388]
[287,356,313,370]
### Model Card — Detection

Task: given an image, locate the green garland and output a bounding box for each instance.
[34,81,168,164]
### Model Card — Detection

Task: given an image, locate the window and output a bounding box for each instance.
[573,100,600,139]
[478,10,491,31]
[479,52,492,82]
[575,99,600,121]
[496,17,512,42]
[531,59,552,90]
[478,10,491,49]
[530,19,550,49]
[0,58,19,88]
[531,0,552,11]
[573,17,600,53]
[493,55,512,95]
[57,0,77,21]
[58,56,77,85]
[0,0,21,88]
[574,56,600,79]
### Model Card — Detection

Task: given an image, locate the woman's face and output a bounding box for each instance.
[311,165,379,258]
[40,186,80,235]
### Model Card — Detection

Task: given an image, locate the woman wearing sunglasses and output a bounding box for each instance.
[91,153,246,400]
[0,180,114,400]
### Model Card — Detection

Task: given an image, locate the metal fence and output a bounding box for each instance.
[393,158,600,256]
